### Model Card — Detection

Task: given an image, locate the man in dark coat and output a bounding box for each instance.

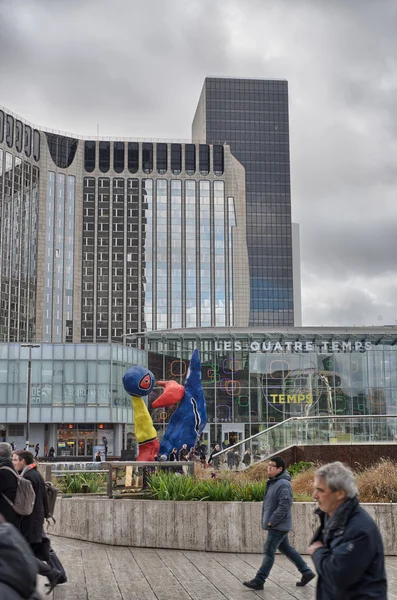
[0,514,42,599]
[309,461,387,600]
[12,451,65,592]
[0,442,21,529]
[243,456,315,590]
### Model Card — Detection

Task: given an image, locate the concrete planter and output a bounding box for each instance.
[50,498,397,555]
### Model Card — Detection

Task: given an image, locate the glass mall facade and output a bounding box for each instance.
[0,343,145,456]
[145,327,397,449]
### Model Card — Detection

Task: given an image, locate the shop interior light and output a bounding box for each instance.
[68,424,74,429]
[98,424,104,429]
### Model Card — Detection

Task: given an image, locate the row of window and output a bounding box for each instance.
[0,111,40,161]
[84,141,224,176]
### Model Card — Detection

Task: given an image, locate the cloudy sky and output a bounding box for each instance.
[1,0,396,327]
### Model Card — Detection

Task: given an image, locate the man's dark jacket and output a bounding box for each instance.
[261,470,293,532]
[0,521,42,599]
[311,496,387,600]
[0,458,21,528]
[20,465,45,545]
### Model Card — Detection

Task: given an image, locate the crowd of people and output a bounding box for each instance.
[0,442,67,598]
[164,440,252,471]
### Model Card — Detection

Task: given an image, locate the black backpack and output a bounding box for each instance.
[44,481,59,524]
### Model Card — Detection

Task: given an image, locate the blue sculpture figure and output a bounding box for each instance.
[122,349,207,461]
[153,349,207,459]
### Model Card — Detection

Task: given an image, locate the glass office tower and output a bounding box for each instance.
[193,77,294,326]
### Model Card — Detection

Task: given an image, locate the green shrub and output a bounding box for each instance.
[288,461,314,478]
[58,472,107,494]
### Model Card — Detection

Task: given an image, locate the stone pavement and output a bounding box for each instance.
[39,537,397,600]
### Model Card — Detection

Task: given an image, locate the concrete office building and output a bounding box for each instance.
[0,106,249,346]
[193,77,294,326]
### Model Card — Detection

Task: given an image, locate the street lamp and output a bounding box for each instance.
[21,344,40,451]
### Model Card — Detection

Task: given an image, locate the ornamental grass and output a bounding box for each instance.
[166,459,397,503]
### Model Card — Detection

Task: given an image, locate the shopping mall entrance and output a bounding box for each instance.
[56,424,114,457]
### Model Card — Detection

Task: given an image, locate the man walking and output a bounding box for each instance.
[243,456,315,590]
[12,450,66,592]
[308,461,387,599]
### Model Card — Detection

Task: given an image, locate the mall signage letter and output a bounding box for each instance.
[214,341,372,353]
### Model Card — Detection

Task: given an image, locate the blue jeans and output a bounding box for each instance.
[256,529,311,583]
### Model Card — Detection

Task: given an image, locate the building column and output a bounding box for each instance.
[113,424,123,457]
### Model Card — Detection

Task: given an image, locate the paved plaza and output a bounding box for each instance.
[39,537,397,600]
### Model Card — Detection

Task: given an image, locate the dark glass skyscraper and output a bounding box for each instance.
[192,77,294,326]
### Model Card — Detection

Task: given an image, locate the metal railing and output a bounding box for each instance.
[42,461,196,498]
[212,414,397,467]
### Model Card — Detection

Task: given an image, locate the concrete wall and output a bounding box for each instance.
[51,498,397,555]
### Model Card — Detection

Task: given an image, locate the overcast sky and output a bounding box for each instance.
[1,0,396,327]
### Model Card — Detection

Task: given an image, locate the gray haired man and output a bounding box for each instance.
[309,461,387,599]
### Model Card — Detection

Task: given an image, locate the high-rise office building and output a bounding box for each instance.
[0,104,250,344]
[192,77,294,326]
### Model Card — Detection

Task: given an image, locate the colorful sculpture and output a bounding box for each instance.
[122,350,207,461]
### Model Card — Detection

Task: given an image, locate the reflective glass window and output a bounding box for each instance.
[213,145,224,175]
[84,141,96,172]
[128,142,139,173]
[185,180,197,327]
[171,143,181,175]
[6,115,14,147]
[199,181,211,326]
[33,130,40,161]
[24,125,31,157]
[99,141,110,173]
[46,133,78,168]
[185,144,196,175]
[142,179,153,330]
[199,144,210,175]
[171,180,182,328]
[142,143,153,173]
[0,110,3,143]
[156,143,167,174]
[113,142,124,173]
[15,121,23,153]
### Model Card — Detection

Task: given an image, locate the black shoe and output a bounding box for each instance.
[45,568,63,595]
[243,579,264,590]
[296,571,316,587]
[45,575,67,587]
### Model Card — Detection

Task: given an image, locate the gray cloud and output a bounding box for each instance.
[0,0,396,326]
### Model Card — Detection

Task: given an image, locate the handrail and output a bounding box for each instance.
[213,414,397,460]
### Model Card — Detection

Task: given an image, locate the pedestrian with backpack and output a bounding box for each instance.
[12,450,66,593]
[0,442,22,529]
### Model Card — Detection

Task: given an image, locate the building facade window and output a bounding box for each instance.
[128,142,139,173]
[0,110,4,143]
[84,141,96,172]
[6,114,14,148]
[142,143,153,174]
[213,145,224,175]
[24,125,32,157]
[99,141,110,173]
[171,143,181,175]
[33,130,40,161]
[199,144,210,175]
[113,142,124,173]
[185,144,196,175]
[15,121,23,153]
[156,143,167,174]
